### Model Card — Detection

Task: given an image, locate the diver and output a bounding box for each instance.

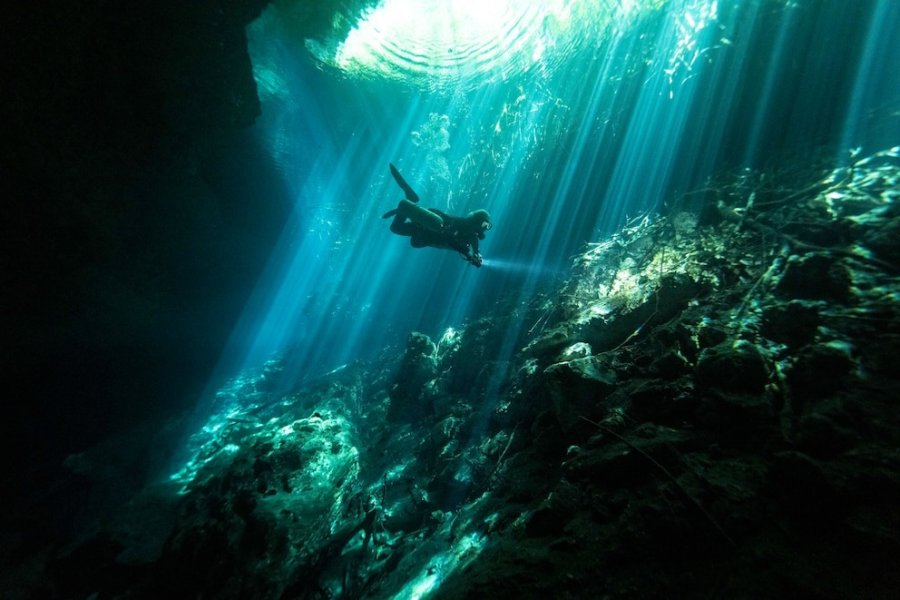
[382,163,492,267]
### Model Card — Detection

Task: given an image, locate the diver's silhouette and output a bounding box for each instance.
[383,164,491,267]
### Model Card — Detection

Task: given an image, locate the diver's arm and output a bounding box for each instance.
[466,231,484,266]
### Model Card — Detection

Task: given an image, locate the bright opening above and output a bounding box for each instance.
[303,0,662,90]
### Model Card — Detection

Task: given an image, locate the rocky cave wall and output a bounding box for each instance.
[3,0,289,511]
[26,148,899,599]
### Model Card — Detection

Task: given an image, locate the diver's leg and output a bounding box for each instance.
[388,204,414,236]
[410,235,429,248]
[390,218,417,236]
[389,163,420,203]
[396,199,444,233]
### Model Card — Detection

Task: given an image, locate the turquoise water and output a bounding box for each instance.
[7,3,899,597]
[211,0,898,392]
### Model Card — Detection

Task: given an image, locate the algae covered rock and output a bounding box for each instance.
[775,252,852,301]
[761,300,821,347]
[695,340,770,395]
[387,331,437,422]
[786,340,856,401]
[545,356,618,430]
[157,409,360,598]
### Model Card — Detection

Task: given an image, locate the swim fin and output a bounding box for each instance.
[389,163,420,203]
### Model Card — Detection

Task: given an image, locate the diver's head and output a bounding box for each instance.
[467,209,492,236]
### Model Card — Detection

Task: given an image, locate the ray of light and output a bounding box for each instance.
[195,0,729,408]
[170,0,898,489]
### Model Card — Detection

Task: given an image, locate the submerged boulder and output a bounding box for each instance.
[775,252,852,302]
[695,340,775,438]
[156,410,360,598]
[522,326,571,359]
[387,332,437,422]
[856,202,900,268]
[545,356,618,430]
[760,300,821,347]
[786,340,856,401]
[695,340,770,395]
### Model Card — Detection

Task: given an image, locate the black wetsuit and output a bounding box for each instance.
[383,164,490,266]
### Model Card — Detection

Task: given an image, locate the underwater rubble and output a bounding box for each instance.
[38,148,900,598]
